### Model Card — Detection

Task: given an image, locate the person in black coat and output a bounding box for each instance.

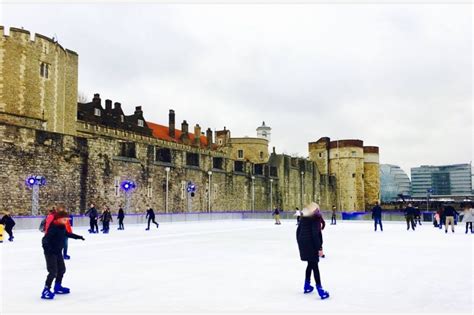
[0,211,16,242]
[99,207,113,234]
[414,207,422,226]
[85,204,99,234]
[443,205,458,233]
[371,202,383,232]
[145,208,159,230]
[41,210,84,300]
[296,202,329,300]
[405,204,416,231]
[117,207,125,230]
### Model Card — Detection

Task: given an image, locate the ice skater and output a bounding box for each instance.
[437,207,445,230]
[63,215,74,260]
[41,208,85,300]
[404,204,416,231]
[296,202,329,300]
[443,204,458,234]
[272,207,281,225]
[371,201,383,232]
[294,207,302,225]
[117,206,125,230]
[414,207,422,226]
[462,203,474,234]
[99,206,113,234]
[0,211,16,242]
[330,205,337,225]
[146,207,159,230]
[85,203,99,233]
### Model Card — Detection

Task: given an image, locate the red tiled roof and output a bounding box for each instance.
[147,121,216,149]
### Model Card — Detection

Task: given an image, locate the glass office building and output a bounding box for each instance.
[380,164,412,202]
[411,164,473,197]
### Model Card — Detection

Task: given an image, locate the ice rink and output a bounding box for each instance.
[1,219,472,314]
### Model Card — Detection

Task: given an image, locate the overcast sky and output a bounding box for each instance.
[1,3,472,176]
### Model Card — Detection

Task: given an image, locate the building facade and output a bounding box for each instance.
[380,164,411,202]
[411,164,472,197]
[309,138,380,211]
[0,26,380,214]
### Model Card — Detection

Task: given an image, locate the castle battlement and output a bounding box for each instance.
[0,26,78,56]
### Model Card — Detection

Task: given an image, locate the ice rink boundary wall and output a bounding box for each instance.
[8,211,435,230]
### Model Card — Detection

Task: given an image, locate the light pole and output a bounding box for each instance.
[26,175,46,215]
[269,178,274,211]
[165,167,170,213]
[251,176,255,212]
[207,171,213,213]
[300,171,305,209]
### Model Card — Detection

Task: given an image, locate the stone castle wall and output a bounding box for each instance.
[228,137,269,164]
[0,27,78,135]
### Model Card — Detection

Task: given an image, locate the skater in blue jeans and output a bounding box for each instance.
[371,201,383,232]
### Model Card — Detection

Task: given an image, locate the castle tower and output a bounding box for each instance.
[328,140,365,211]
[256,121,271,142]
[309,137,330,176]
[0,26,78,135]
[363,146,380,208]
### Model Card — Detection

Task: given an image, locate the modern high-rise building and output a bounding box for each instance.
[380,164,411,202]
[410,164,472,197]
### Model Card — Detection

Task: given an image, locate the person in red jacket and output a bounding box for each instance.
[44,207,57,234]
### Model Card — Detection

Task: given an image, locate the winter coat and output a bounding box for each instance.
[414,208,421,217]
[405,207,416,216]
[65,219,73,233]
[44,213,56,234]
[0,215,15,229]
[118,208,125,219]
[273,208,280,216]
[371,205,382,219]
[100,211,113,222]
[146,209,155,219]
[315,212,326,230]
[42,222,83,255]
[462,208,474,223]
[443,206,458,217]
[85,207,98,219]
[296,216,322,262]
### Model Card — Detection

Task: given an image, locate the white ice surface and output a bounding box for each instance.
[0,220,472,314]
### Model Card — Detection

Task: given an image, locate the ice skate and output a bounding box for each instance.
[63,254,71,260]
[41,287,55,300]
[54,284,70,294]
[303,281,314,294]
[316,286,330,299]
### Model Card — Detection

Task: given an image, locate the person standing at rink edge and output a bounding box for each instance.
[41,208,85,300]
[146,207,160,230]
[371,201,383,232]
[296,202,330,300]
[330,205,337,225]
[117,206,125,230]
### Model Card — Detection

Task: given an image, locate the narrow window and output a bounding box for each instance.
[260,151,264,159]
[319,153,322,157]
[352,173,356,178]
[138,119,144,127]
[94,108,101,117]
[238,150,244,159]
[121,115,124,122]
[114,177,120,197]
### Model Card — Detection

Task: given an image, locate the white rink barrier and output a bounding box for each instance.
[9,211,437,230]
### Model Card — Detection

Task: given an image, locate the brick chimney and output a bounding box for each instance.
[114,102,121,110]
[92,93,101,104]
[105,99,112,111]
[169,109,175,138]
[134,106,143,115]
[206,128,213,148]
[194,124,201,146]
[181,120,189,135]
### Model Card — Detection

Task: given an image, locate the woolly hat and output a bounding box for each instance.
[302,202,319,217]
[54,210,69,220]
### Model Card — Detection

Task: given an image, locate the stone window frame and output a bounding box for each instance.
[40,62,50,78]
[259,151,264,160]
[237,149,244,159]
[185,152,200,167]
